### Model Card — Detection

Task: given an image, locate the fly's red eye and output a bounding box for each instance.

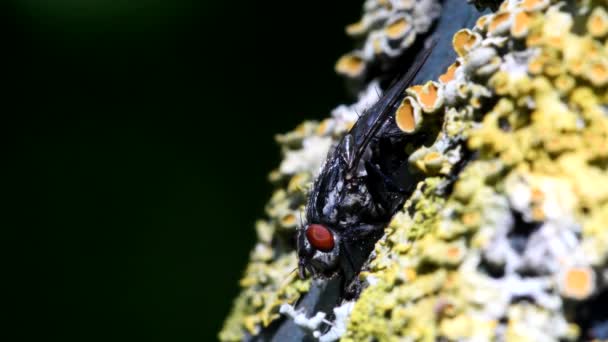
[305,224,334,252]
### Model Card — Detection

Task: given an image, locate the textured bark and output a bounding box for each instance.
[221,0,608,340]
[246,2,488,338]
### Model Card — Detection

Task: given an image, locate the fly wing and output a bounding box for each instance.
[342,43,436,176]
[306,41,436,224]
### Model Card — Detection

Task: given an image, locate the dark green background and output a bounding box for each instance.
[6,0,359,341]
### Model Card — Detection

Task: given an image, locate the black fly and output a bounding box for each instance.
[296,44,436,297]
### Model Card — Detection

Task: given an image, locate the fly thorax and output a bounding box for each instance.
[338,183,373,216]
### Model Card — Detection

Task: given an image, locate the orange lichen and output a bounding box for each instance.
[587,6,608,38]
[499,0,509,11]
[404,267,417,281]
[554,74,575,94]
[344,121,356,131]
[445,272,459,287]
[470,97,482,109]
[335,54,365,77]
[566,57,585,76]
[586,39,603,59]
[287,174,307,193]
[527,55,545,75]
[543,9,573,48]
[294,122,308,135]
[545,60,564,77]
[511,11,532,38]
[461,212,480,227]
[422,151,444,173]
[424,151,442,163]
[520,0,549,11]
[446,245,463,260]
[531,206,545,221]
[561,266,596,300]
[385,17,410,40]
[526,30,543,46]
[395,97,419,133]
[586,60,608,86]
[377,0,392,9]
[409,81,441,112]
[476,15,489,31]
[453,29,480,57]
[488,12,512,35]
[372,36,383,55]
[439,61,460,84]
[280,213,297,227]
[346,20,366,36]
[531,187,544,202]
[315,118,332,135]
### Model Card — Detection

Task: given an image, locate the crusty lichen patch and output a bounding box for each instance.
[335,0,442,79]
[219,82,384,340]
[219,251,310,341]
[395,96,423,133]
[221,0,608,340]
[344,0,608,340]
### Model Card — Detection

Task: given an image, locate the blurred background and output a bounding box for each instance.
[5,0,360,341]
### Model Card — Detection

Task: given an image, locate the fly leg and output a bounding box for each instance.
[343,278,362,300]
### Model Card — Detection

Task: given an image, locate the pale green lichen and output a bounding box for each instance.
[344,0,608,340]
[218,122,328,340]
[221,0,608,340]
[220,252,310,340]
[219,82,385,340]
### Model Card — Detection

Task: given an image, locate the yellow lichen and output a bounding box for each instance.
[587,6,608,38]
[335,54,366,78]
[476,15,489,31]
[511,10,533,38]
[439,61,460,84]
[488,12,512,35]
[560,266,596,300]
[345,1,608,341]
[519,0,549,11]
[346,20,366,36]
[385,17,411,40]
[585,59,608,86]
[223,1,608,340]
[453,29,480,57]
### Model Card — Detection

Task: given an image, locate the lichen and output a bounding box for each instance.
[344,0,608,340]
[221,0,608,340]
[335,0,442,79]
[219,79,386,341]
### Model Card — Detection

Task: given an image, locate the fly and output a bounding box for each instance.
[296,43,436,297]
